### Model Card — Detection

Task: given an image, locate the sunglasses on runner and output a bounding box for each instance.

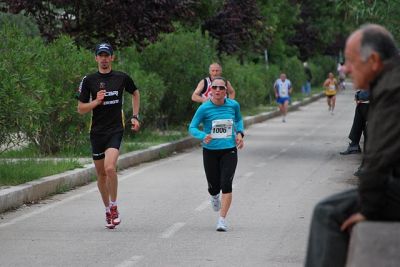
[211,85,226,90]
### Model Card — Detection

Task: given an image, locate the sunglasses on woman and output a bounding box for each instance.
[211,85,226,90]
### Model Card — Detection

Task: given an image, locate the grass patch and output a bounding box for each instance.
[121,128,187,153]
[0,159,82,186]
[242,105,276,117]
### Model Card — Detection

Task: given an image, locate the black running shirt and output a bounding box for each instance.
[78,70,138,134]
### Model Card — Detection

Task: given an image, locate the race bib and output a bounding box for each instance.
[329,84,336,91]
[211,119,233,139]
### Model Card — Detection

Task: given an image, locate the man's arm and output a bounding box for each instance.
[132,90,140,116]
[77,90,105,114]
[131,90,140,131]
[192,80,206,103]
[227,80,236,99]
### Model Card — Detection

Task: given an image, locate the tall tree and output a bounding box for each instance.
[0,0,197,48]
[203,0,269,62]
[290,0,347,60]
[257,0,300,63]
[337,0,400,42]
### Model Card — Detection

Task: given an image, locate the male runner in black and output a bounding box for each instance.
[77,43,140,229]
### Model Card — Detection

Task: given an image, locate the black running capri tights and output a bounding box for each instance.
[202,147,238,195]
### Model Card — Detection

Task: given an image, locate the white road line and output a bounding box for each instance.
[254,162,267,168]
[160,222,185,239]
[0,155,187,228]
[268,154,278,160]
[195,200,210,212]
[243,172,254,178]
[115,255,144,267]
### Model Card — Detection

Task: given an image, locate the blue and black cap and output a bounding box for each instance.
[95,43,113,56]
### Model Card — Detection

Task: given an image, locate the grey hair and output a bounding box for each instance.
[209,62,222,70]
[359,24,398,62]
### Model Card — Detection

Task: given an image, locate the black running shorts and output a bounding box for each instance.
[90,131,123,160]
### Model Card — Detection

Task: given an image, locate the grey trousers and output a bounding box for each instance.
[304,189,359,267]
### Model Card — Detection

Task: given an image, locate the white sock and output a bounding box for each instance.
[105,206,110,213]
[110,201,117,207]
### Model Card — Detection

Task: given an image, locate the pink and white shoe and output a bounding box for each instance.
[105,212,115,229]
[110,206,121,226]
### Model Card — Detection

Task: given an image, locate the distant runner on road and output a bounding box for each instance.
[77,43,140,229]
[189,77,244,232]
[323,72,338,115]
[192,63,235,103]
[274,73,292,122]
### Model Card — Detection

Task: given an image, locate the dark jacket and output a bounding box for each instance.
[359,55,400,220]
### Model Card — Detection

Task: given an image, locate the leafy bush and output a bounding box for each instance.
[116,47,168,129]
[308,55,337,87]
[138,28,218,125]
[264,64,281,103]
[0,24,94,155]
[277,56,306,92]
[29,36,94,154]
[222,57,269,108]
[0,24,43,152]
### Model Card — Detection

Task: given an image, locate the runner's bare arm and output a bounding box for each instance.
[192,80,206,103]
[132,90,140,116]
[77,90,105,114]
[131,90,140,132]
[227,81,236,99]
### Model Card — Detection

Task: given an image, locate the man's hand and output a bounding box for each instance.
[203,134,212,144]
[96,90,106,105]
[341,212,366,232]
[236,133,244,149]
[131,118,140,132]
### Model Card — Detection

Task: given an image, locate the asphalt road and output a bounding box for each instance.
[0,88,362,267]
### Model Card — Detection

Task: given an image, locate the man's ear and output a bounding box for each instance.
[369,52,383,71]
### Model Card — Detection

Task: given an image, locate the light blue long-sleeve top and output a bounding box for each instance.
[188,98,244,150]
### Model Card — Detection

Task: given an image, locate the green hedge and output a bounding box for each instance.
[308,55,337,87]
[117,47,168,129]
[137,28,218,124]
[0,24,93,154]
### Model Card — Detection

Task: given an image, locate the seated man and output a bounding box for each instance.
[305,24,400,267]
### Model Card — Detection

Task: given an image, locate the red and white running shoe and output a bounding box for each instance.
[105,212,115,229]
[110,206,121,226]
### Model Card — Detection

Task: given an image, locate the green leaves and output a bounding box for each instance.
[0,24,93,154]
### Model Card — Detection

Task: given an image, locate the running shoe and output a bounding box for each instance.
[210,194,221,212]
[110,205,121,226]
[105,212,115,229]
[216,217,227,232]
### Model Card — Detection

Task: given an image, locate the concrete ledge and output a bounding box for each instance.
[0,165,96,212]
[346,222,400,267]
[0,92,324,213]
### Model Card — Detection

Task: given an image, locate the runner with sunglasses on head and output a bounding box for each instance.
[189,77,244,232]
